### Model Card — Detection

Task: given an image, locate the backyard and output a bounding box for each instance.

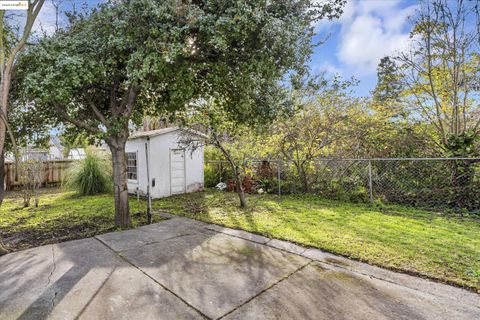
[0,189,162,251]
[0,0,479,318]
[1,188,479,293]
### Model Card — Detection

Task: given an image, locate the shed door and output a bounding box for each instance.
[170,149,186,194]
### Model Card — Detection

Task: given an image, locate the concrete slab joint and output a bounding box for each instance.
[0,216,478,320]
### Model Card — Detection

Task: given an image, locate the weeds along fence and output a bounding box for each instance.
[4,160,74,191]
[204,158,480,213]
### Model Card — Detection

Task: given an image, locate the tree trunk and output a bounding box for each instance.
[233,165,247,208]
[0,150,4,206]
[213,138,247,208]
[299,167,309,193]
[0,151,7,253]
[0,71,12,158]
[293,161,309,193]
[0,150,7,253]
[109,141,131,228]
[0,97,8,256]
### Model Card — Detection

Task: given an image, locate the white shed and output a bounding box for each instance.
[125,127,205,199]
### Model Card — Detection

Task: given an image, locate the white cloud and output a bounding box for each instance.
[337,0,357,23]
[336,0,418,75]
[313,60,343,77]
[357,0,402,14]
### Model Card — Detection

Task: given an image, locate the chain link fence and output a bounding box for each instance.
[205,158,480,213]
[205,160,282,195]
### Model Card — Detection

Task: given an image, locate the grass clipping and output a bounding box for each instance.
[64,152,112,195]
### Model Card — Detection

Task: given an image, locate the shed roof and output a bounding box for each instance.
[129,126,206,140]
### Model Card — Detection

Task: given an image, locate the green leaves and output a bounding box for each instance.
[18,0,343,147]
[394,0,480,154]
[65,152,112,196]
[446,130,479,157]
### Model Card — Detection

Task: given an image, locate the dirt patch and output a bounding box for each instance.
[1,213,165,254]
[2,218,115,252]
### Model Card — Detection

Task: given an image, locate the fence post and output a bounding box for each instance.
[368,160,373,205]
[277,160,281,195]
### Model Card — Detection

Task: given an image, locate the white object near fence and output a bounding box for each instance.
[215,182,227,190]
[204,157,480,212]
[125,127,205,199]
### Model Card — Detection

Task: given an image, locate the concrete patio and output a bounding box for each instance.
[0,215,479,320]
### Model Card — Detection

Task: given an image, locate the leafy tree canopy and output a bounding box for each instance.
[21,0,344,139]
[18,0,344,220]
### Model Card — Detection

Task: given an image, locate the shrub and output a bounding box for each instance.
[65,153,112,195]
[204,163,220,187]
[19,159,44,207]
[204,161,233,187]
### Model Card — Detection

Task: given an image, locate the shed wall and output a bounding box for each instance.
[126,130,204,199]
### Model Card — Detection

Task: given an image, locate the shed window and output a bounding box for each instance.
[126,152,137,181]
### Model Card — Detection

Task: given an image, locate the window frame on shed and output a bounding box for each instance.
[126,151,138,182]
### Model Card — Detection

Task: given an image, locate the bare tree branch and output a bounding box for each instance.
[52,103,102,135]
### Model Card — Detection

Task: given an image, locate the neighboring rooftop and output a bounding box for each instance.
[129,127,207,140]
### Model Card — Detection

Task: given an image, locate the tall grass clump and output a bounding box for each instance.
[65,153,112,195]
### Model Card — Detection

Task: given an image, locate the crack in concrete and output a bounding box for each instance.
[46,245,56,287]
[192,217,480,305]
[46,245,58,313]
[197,217,479,315]
[204,226,270,245]
[94,237,210,319]
[137,233,193,249]
[217,261,313,319]
[94,218,479,318]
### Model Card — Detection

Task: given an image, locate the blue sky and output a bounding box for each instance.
[310,0,419,96]
[31,0,420,97]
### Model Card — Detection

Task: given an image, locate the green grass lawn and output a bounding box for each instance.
[0,188,161,251]
[154,190,480,292]
[1,188,479,292]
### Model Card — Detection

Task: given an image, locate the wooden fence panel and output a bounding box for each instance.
[4,160,74,191]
